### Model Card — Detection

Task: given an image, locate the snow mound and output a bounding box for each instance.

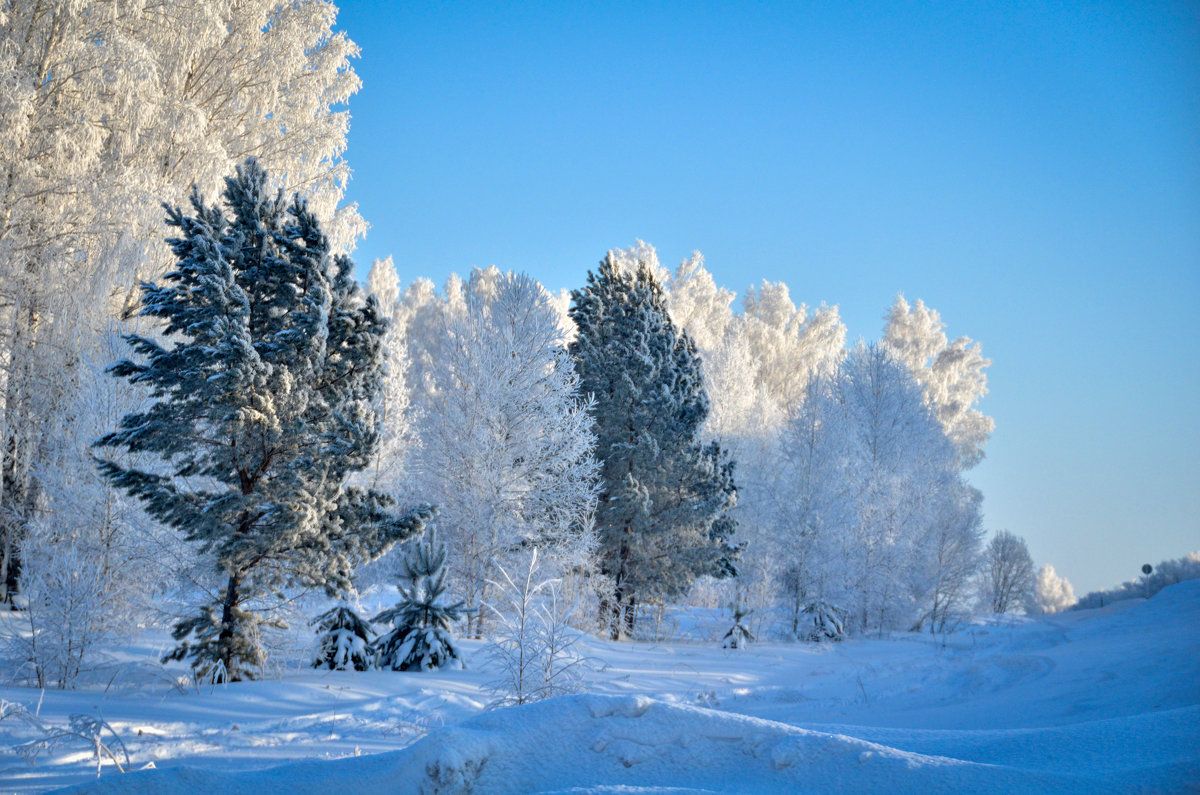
[71,695,1094,794]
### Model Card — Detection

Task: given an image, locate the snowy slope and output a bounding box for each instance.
[2,581,1196,793]
[64,695,1113,794]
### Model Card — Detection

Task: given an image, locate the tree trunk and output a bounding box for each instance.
[218,572,242,679]
[608,540,632,641]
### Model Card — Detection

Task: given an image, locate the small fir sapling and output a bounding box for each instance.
[801,600,846,642]
[721,603,755,649]
[374,529,468,671]
[312,606,375,672]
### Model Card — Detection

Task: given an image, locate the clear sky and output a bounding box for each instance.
[333,0,1199,596]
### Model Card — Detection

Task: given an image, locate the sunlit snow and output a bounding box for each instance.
[2,581,1195,793]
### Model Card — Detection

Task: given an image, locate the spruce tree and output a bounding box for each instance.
[312,606,376,671]
[94,160,432,681]
[569,254,739,639]
[374,528,467,671]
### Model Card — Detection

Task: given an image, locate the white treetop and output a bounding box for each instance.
[882,295,994,469]
[1035,564,1078,614]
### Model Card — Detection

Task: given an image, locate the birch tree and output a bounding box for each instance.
[882,295,994,470]
[0,0,362,602]
[402,269,599,636]
[984,531,1035,614]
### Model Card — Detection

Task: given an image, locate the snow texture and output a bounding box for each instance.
[13,579,1195,794]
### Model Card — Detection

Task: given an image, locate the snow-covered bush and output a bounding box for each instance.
[2,700,131,778]
[1035,565,1077,614]
[799,600,846,642]
[374,529,467,672]
[312,607,375,672]
[4,529,121,689]
[485,549,586,706]
[1072,551,1200,610]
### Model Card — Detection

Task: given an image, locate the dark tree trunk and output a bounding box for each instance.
[218,572,242,679]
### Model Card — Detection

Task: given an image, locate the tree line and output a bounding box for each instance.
[1,1,1070,688]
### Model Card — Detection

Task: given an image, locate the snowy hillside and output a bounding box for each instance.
[0,581,1194,793]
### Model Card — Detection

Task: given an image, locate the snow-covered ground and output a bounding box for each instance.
[2,581,1197,793]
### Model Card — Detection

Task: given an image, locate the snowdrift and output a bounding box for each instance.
[68,694,1197,794]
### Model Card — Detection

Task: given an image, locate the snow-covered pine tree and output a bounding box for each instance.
[311,606,375,672]
[721,603,755,649]
[800,600,846,642]
[374,528,467,671]
[569,254,739,640]
[94,160,432,681]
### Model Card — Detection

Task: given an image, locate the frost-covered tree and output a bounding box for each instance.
[777,344,982,637]
[649,249,846,621]
[374,529,467,672]
[0,1,363,604]
[882,295,994,470]
[831,343,952,634]
[94,161,429,681]
[399,269,599,636]
[5,328,172,684]
[5,530,120,690]
[570,254,739,639]
[311,606,375,672]
[777,377,846,634]
[363,256,416,497]
[984,531,1035,614]
[910,480,986,633]
[484,548,585,706]
[1035,564,1077,614]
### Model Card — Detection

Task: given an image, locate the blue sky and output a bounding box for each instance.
[334,1,1199,595]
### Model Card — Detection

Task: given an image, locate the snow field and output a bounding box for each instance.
[1,580,1196,793]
